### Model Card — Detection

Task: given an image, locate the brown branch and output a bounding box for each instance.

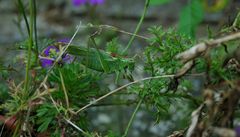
[176,32,240,63]
[175,60,194,78]
[185,81,240,137]
[167,60,194,92]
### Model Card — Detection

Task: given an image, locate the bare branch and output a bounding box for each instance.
[176,32,240,63]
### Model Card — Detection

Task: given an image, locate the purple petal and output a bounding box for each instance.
[62,54,75,64]
[40,58,54,68]
[235,126,240,137]
[57,38,71,44]
[89,0,105,5]
[42,46,59,56]
[72,0,87,6]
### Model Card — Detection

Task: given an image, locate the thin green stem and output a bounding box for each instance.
[21,1,34,136]
[13,121,20,137]
[33,0,38,60]
[59,70,70,109]
[123,98,143,137]
[24,0,34,95]
[17,0,30,36]
[122,0,150,54]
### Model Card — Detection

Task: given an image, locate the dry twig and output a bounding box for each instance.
[176,32,240,63]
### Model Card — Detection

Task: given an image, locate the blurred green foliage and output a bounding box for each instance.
[149,0,174,5]
[178,0,204,38]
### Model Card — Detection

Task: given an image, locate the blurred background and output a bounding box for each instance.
[0,0,239,136]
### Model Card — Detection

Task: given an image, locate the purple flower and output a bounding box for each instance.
[43,46,59,57]
[39,40,74,68]
[40,58,54,68]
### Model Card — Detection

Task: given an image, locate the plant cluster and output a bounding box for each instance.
[0,0,239,137]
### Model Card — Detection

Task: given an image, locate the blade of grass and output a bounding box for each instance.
[123,98,143,137]
[17,0,30,36]
[59,70,70,109]
[122,0,150,54]
[33,0,38,60]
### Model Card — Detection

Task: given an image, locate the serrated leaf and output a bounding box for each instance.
[37,117,52,132]
[36,108,48,117]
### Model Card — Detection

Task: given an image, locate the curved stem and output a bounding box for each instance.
[123,98,143,137]
[75,74,175,114]
[17,0,30,36]
[122,0,150,54]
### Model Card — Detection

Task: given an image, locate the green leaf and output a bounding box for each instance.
[178,0,204,38]
[36,108,48,117]
[36,104,59,133]
[37,117,52,132]
[150,0,174,5]
[48,63,101,105]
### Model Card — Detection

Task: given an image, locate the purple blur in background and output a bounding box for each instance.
[89,0,105,5]
[72,0,105,6]
[72,0,87,6]
[235,126,240,137]
[57,38,71,44]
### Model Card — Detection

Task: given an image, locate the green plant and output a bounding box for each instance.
[0,0,239,136]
